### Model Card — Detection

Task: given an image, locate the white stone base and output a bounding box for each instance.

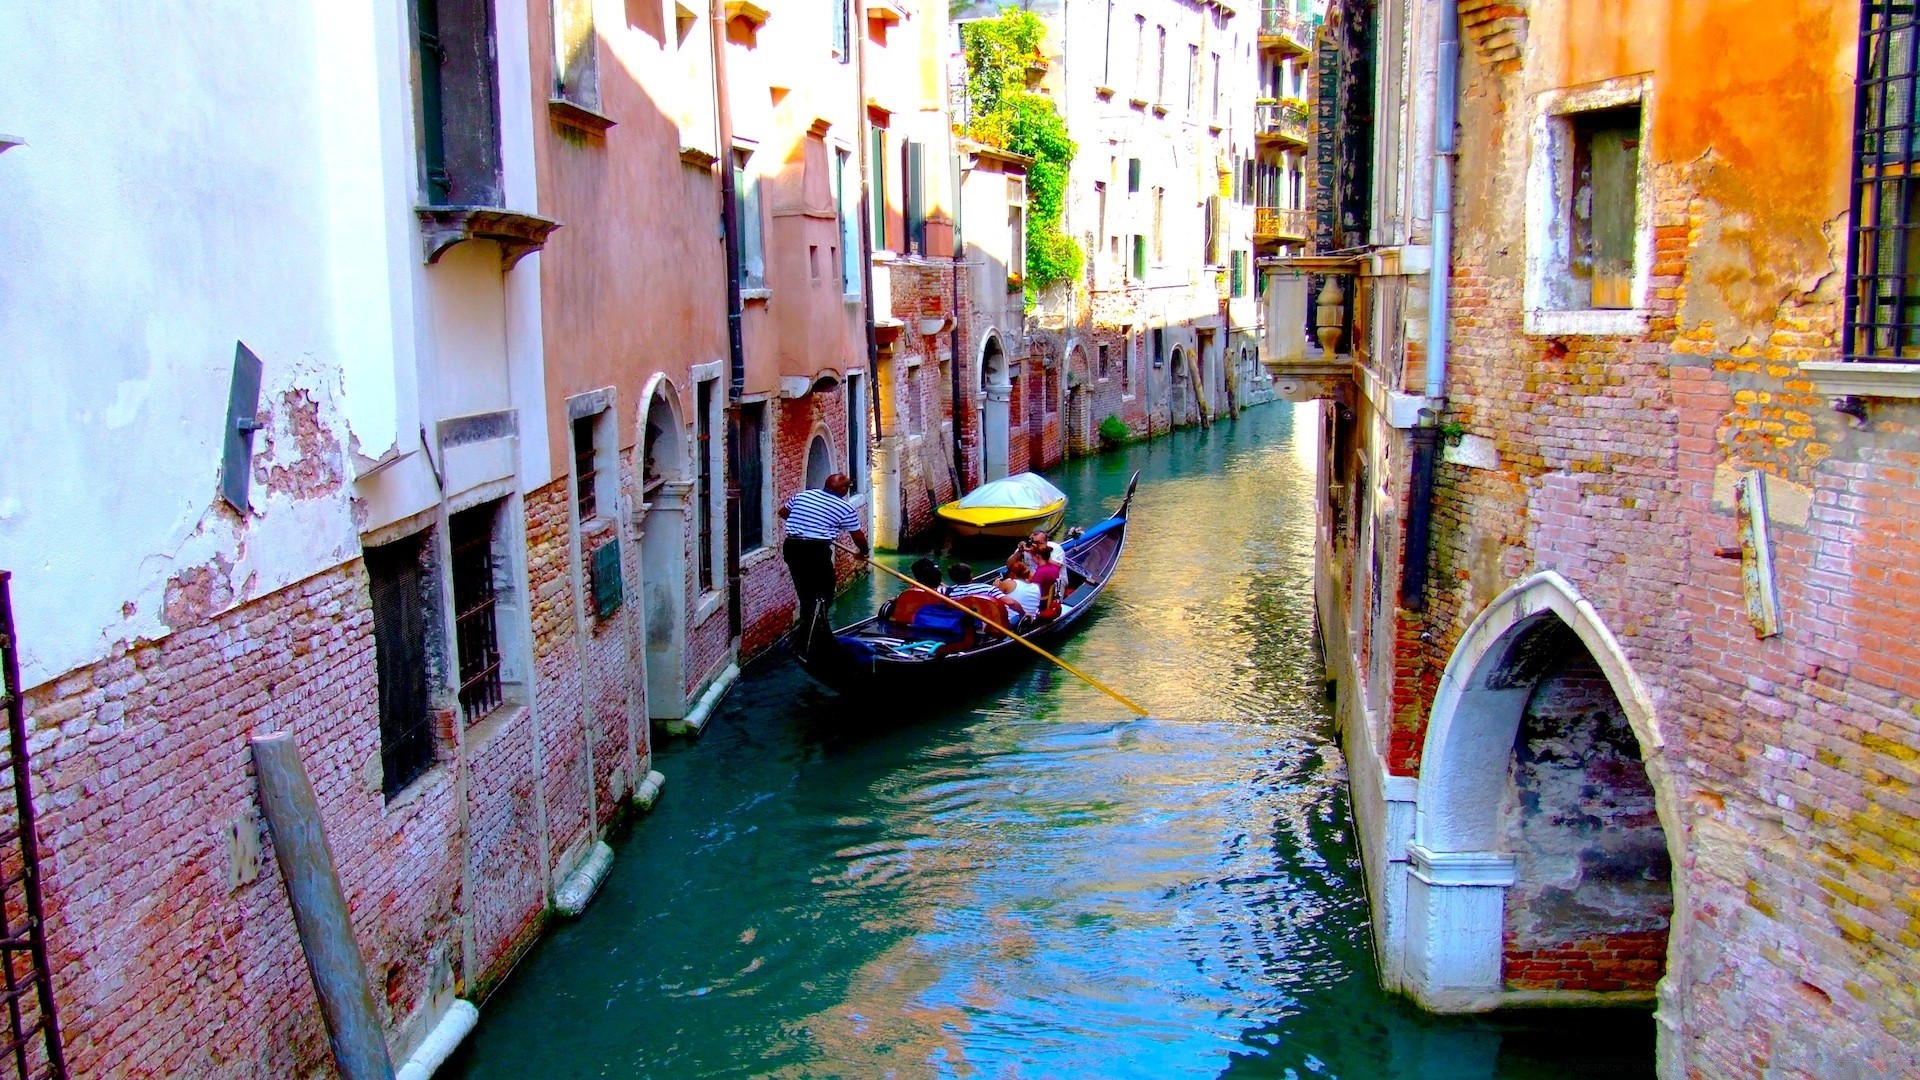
[661,661,739,737]
[552,840,614,918]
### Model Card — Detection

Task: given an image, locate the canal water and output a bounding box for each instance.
[448,403,1653,1079]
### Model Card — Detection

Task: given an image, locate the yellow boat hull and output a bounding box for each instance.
[935,498,1068,540]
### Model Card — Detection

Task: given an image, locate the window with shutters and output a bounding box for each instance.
[412,0,503,206]
[870,127,890,252]
[572,413,599,521]
[1186,44,1199,111]
[831,0,851,61]
[1204,196,1221,265]
[1152,187,1165,261]
[1230,251,1246,297]
[1134,15,1147,93]
[837,148,861,295]
[1131,234,1147,279]
[449,502,504,723]
[368,533,436,800]
[1523,78,1651,335]
[1127,158,1142,193]
[696,378,717,593]
[1156,26,1167,104]
[734,148,766,290]
[1847,1,1920,360]
[902,140,927,254]
[1008,175,1028,287]
[739,400,769,552]
[847,372,869,494]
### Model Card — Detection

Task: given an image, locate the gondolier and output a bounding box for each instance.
[779,473,868,658]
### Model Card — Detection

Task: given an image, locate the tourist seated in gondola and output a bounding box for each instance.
[1021,530,1065,604]
[996,559,1045,625]
[883,558,948,629]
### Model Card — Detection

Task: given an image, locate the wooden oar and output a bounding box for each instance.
[833,542,1151,718]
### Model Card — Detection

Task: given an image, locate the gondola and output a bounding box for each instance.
[792,473,1138,696]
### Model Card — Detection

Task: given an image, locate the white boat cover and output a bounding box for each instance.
[955,472,1067,510]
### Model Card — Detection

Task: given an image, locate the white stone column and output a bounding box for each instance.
[1404,845,1514,1012]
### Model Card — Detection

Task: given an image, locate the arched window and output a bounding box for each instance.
[805,433,833,489]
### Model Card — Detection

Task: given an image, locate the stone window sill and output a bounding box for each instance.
[680,146,719,169]
[740,287,772,302]
[1151,104,1169,117]
[742,544,777,569]
[418,206,561,269]
[549,98,616,135]
[1523,307,1648,338]
[1800,361,1920,399]
[1129,96,1150,110]
[1094,85,1116,100]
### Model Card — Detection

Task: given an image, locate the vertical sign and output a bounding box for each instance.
[1735,470,1782,639]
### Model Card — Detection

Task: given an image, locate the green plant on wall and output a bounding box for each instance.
[1098,414,1130,447]
[960,8,1082,298]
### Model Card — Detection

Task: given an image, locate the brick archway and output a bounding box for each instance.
[1408,571,1686,1062]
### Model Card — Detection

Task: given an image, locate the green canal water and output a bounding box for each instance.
[448,402,1653,1079]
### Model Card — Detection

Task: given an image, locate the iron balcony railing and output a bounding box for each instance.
[1255,100,1310,145]
[1255,207,1309,243]
[1259,4,1313,52]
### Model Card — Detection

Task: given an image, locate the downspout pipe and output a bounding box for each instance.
[1400,0,1458,612]
[856,2,884,448]
[951,155,968,492]
[713,0,747,639]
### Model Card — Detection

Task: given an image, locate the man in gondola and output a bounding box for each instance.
[779,473,868,658]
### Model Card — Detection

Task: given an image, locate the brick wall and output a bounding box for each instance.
[22,562,467,1076]
[526,480,592,879]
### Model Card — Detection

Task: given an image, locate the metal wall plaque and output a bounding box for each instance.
[591,538,624,619]
[1735,470,1782,639]
[221,342,265,512]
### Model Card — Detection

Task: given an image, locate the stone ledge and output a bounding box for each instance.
[1800,360,1920,399]
[548,97,616,134]
[417,206,561,269]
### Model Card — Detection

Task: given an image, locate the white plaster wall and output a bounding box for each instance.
[0,1,391,686]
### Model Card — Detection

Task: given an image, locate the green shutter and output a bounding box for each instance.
[591,539,623,618]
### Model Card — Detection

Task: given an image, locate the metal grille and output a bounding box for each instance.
[572,415,598,521]
[1848,1,1920,360]
[366,539,434,799]
[449,505,503,722]
[0,574,67,1080]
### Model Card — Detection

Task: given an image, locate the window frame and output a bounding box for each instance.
[738,397,771,553]
[1522,76,1654,337]
[734,147,767,291]
[1846,0,1920,362]
[449,501,505,724]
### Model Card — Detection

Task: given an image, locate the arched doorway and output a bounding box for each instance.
[980,334,1011,481]
[638,382,690,721]
[1065,343,1092,456]
[804,430,833,489]
[1407,572,1681,1037]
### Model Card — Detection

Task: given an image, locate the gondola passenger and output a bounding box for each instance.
[997,560,1044,624]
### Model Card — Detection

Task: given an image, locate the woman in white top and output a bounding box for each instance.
[997,560,1044,623]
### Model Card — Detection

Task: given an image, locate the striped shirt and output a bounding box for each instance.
[782,488,861,540]
[945,582,1005,601]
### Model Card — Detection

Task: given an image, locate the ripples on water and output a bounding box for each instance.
[450,404,1653,1079]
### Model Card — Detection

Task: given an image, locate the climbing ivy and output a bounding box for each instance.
[960,9,1082,299]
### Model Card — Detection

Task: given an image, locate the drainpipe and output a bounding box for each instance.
[951,155,968,492]
[856,1,883,449]
[713,0,746,639]
[1399,0,1458,612]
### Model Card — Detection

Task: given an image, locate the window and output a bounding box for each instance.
[1211,52,1221,117]
[1152,187,1165,261]
[1230,250,1246,297]
[1204,196,1221,265]
[734,149,766,289]
[696,378,716,592]
[902,140,927,254]
[1094,180,1107,252]
[572,414,598,520]
[847,372,869,494]
[1127,158,1142,193]
[831,0,851,60]
[908,364,926,432]
[1848,2,1920,360]
[871,127,890,252]
[1134,15,1147,90]
[1152,327,1166,368]
[412,0,503,205]
[449,502,504,723]
[1131,234,1147,279]
[1102,0,1116,86]
[1186,44,1199,111]
[1156,26,1167,103]
[1524,80,1649,334]
[837,148,861,295]
[805,434,833,489]
[809,245,821,281]
[368,533,434,800]
[739,401,768,551]
[1009,176,1028,284]
[552,0,599,110]
[1570,107,1641,309]
[1124,332,1137,392]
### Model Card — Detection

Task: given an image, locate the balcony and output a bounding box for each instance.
[1260,255,1364,404]
[1254,206,1309,245]
[1255,100,1309,148]
[1258,4,1314,56]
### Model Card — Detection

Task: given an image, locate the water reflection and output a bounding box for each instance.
[449,403,1651,1079]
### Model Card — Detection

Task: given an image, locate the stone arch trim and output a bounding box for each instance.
[637,373,689,484]
[1416,570,1671,852]
[1404,570,1687,1024]
[978,329,1007,385]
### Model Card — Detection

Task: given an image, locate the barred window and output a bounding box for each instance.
[1848,1,1920,360]
[449,502,503,722]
